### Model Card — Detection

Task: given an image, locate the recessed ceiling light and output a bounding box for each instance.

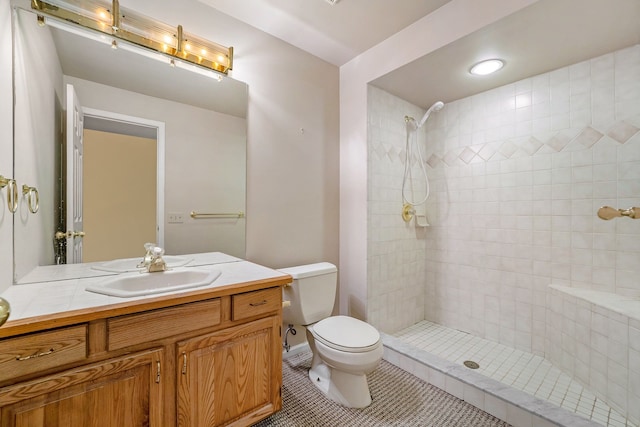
[469,59,504,76]
[324,0,340,4]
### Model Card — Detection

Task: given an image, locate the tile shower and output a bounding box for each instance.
[367,44,640,425]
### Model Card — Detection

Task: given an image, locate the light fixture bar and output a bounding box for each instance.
[30,0,233,75]
[39,12,112,46]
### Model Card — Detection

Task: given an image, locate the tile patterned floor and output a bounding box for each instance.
[394,320,636,427]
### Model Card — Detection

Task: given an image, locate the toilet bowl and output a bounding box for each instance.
[306,315,383,408]
[278,263,383,408]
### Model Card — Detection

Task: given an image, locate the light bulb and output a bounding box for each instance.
[469,59,504,76]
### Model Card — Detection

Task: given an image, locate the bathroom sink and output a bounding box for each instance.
[91,256,192,273]
[85,268,221,297]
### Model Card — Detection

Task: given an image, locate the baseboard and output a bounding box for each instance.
[282,342,310,359]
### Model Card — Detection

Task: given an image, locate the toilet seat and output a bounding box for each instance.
[312,315,381,353]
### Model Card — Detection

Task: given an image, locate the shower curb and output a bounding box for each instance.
[381,333,602,427]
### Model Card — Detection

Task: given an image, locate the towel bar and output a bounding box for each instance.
[190,211,245,219]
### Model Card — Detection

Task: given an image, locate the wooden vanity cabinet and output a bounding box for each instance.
[0,348,164,427]
[177,315,281,427]
[175,287,283,427]
[0,285,284,427]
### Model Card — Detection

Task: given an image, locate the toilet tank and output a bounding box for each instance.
[278,262,337,326]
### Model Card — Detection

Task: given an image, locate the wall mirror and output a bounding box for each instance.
[12,3,248,284]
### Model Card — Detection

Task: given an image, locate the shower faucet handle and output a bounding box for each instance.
[597,206,639,220]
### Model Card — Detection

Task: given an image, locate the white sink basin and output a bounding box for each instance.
[91,256,192,273]
[85,268,221,297]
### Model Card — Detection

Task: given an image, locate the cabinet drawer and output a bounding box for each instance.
[108,298,221,351]
[0,325,87,382]
[232,287,281,321]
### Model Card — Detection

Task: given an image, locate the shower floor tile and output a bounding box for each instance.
[394,320,636,427]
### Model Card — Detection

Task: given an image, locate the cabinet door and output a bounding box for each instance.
[0,349,163,427]
[177,316,282,427]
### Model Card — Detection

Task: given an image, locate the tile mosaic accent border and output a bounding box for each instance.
[371,118,640,168]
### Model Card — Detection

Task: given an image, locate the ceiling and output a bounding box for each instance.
[20,0,640,115]
[199,0,640,111]
[196,0,453,66]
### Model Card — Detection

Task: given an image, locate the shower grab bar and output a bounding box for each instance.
[190,211,245,219]
[597,206,639,220]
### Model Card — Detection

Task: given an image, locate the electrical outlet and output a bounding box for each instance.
[168,212,184,223]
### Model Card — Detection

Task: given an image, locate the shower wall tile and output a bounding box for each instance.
[546,286,640,422]
[368,43,640,419]
[367,86,428,332]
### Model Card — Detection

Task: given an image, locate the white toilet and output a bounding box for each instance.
[278,262,383,408]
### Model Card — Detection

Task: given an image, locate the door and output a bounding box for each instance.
[65,84,84,263]
[0,349,164,427]
[176,316,282,427]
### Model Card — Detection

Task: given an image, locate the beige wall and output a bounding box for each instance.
[83,129,156,262]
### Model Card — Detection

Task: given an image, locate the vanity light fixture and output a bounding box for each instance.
[469,58,504,76]
[30,0,233,77]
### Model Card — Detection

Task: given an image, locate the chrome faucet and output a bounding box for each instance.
[147,246,167,273]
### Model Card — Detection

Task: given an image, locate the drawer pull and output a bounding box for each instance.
[16,348,55,361]
[249,300,268,307]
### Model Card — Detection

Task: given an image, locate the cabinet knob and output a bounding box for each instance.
[0,297,9,327]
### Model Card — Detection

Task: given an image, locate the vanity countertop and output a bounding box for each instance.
[0,252,291,339]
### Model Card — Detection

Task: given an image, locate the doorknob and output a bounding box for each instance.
[72,231,86,238]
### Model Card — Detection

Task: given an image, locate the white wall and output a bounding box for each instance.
[339,0,539,318]
[0,1,13,292]
[116,0,341,271]
[12,9,64,281]
[65,76,247,259]
[3,0,339,289]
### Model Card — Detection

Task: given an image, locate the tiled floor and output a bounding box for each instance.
[394,320,636,427]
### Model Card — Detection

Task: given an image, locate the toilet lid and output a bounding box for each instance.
[313,316,380,353]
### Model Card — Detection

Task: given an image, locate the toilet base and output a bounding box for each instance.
[308,357,373,408]
[306,332,374,409]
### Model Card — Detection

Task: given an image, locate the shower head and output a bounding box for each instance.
[415,101,444,129]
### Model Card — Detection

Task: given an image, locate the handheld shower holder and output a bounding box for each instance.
[402,203,415,222]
